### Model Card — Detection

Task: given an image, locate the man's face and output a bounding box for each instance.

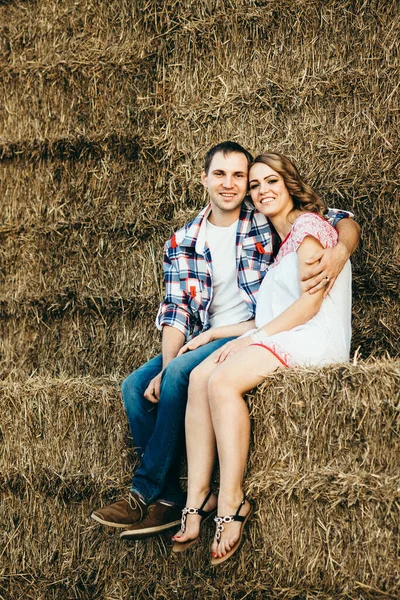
[201,152,249,221]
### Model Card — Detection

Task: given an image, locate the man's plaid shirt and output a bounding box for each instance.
[156,201,350,340]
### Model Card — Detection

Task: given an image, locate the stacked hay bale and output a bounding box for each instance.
[0,0,399,598]
[2,365,399,599]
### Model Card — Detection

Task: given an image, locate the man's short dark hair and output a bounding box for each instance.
[204,141,253,174]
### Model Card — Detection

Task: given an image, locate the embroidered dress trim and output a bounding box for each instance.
[251,340,299,368]
[273,212,338,267]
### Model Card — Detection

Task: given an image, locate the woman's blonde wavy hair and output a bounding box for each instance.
[250,152,326,216]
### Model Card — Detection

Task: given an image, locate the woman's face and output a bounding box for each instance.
[249,162,293,218]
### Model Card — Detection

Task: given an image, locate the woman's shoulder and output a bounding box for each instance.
[291,211,338,250]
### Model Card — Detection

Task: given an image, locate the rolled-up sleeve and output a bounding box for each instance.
[325,207,355,227]
[155,241,192,339]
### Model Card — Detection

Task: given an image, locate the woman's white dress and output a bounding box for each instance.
[251,212,352,367]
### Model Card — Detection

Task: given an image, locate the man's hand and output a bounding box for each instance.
[178,330,213,356]
[214,336,252,363]
[301,243,349,298]
[144,371,163,404]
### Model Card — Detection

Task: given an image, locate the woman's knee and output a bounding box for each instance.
[208,364,232,399]
[188,360,212,388]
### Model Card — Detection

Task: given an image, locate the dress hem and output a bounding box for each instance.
[251,341,299,368]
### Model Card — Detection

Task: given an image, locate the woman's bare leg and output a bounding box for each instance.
[172,351,220,543]
[208,346,282,558]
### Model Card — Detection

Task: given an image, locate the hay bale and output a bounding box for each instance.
[0,307,160,378]
[0,224,165,303]
[1,362,399,599]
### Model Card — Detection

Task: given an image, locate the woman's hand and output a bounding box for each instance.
[214,336,253,363]
[178,330,214,356]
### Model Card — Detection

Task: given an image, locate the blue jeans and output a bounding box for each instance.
[121,337,235,506]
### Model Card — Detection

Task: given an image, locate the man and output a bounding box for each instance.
[91,141,360,539]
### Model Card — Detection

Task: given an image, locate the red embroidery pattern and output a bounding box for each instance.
[251,340,299,368]
[273,213,338,267]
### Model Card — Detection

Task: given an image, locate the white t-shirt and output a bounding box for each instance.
[206,219,250,328]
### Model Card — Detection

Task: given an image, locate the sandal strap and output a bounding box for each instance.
[199,489,213,512]
[180,490,214,533]
[180,507,198,533]
[214,497,247,542]
[234,496,247,517]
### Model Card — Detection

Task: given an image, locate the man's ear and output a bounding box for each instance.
[201,169,208,189]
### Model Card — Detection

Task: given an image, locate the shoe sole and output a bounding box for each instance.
[91,512,136,528]
[210,504,254,566]
[171,535,199,553]
[120,519,181,540]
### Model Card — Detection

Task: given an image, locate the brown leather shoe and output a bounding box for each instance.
[120,500,182,540]
[91,491,147,528]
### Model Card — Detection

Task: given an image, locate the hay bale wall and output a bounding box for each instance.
[1,0,399,377]
[1,364,399,599]
[0,0,399,598]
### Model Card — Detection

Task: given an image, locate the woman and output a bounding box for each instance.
[171,152,352,565]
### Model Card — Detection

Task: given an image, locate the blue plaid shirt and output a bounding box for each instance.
[156,201,350,340]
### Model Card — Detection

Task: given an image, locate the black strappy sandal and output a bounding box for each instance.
[171,490,217,553]
[210,497,253,566]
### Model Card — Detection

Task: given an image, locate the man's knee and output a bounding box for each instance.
[122,369,138,396]
[163,340,220,386]
[162,353,194,385]
[122,363,154,411]
[121,371,139,414]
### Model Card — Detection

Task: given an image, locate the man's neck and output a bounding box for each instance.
[208,207,241,227]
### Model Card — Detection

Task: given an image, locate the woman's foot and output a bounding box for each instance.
[211,497,253,564]
[171,491,217,549]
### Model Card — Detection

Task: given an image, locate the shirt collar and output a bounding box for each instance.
[180,200,256,253]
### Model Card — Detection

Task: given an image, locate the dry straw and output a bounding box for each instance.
[0,0,399,598]
[1,363,399,599]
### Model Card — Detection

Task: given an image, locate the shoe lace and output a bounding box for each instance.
[125,493,144,520]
